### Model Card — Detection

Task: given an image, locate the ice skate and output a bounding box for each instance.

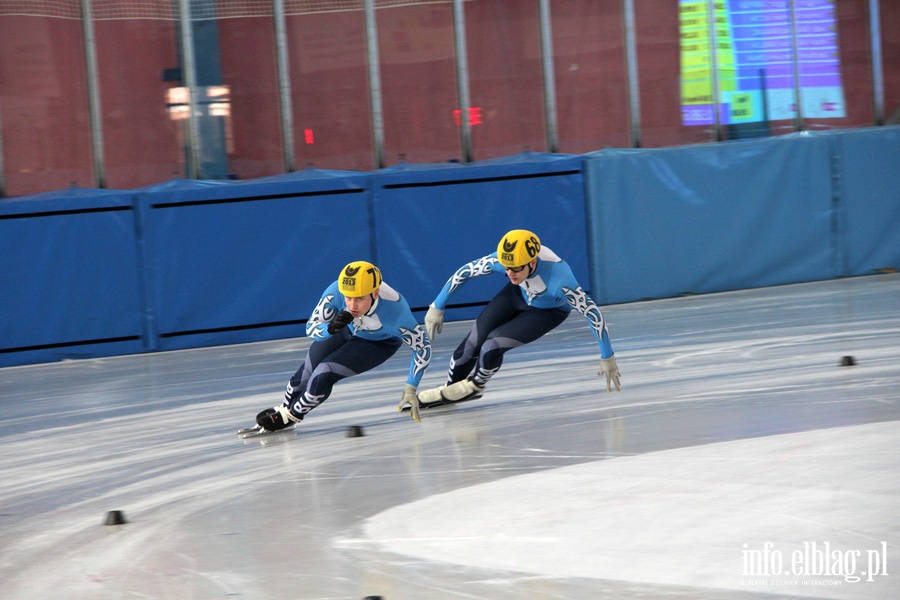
[415,379,484,410]
[237,406,302,438]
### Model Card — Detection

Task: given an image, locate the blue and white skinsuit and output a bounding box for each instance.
[282,280,431,419]
[429,246,614,389]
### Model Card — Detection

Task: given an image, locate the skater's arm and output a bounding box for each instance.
[562,285,614,359]
[431,254,500,310]
[306,283,344,340]
[399,322,431,387]
[563,285,621,392]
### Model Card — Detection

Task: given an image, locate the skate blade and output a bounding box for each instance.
[237,425,295,439]
[402,394,481,411]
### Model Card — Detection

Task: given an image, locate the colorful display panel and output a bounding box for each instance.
[680,0,846,126]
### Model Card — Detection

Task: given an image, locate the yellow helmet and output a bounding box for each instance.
[497,230,541,268]
[338,261,382,297]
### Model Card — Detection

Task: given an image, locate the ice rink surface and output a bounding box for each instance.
[1,274,898,600]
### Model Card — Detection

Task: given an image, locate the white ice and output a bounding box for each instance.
[1,274,898,599]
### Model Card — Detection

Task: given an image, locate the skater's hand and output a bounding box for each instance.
[327,310,354,334]
[599,355,621,392]
[399,384,421,422]
[425,306,444,339]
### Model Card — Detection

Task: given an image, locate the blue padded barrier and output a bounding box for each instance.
[2,130,898,368]
[0,188,145,367]
[370,153,591,322]
[818,126,900,276]
[135,170,372,351]
[584,134,836,305]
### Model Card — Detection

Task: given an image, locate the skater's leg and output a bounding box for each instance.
[446,284,525,383]
[419,284,531,405]
[469,306,569,388]
[255,333,352,431]
[283,330,349,406]
[286,336,402,418]
[428,305,569,404]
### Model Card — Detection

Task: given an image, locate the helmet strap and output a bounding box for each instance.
[366,293,379,315]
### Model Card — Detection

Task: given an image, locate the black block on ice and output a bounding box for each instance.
[104,510,127,526]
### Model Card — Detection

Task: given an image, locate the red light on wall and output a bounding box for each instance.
[453,107,483,126]
[304,128,315,144]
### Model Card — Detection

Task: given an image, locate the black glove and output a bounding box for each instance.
[327,310,354,334]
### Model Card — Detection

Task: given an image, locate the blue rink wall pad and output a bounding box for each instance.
[584,134,838,305]
[2,128,898,367]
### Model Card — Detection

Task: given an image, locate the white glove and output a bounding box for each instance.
[599,355,621,392]
[398,384,421,422]
[425,306,444,339]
